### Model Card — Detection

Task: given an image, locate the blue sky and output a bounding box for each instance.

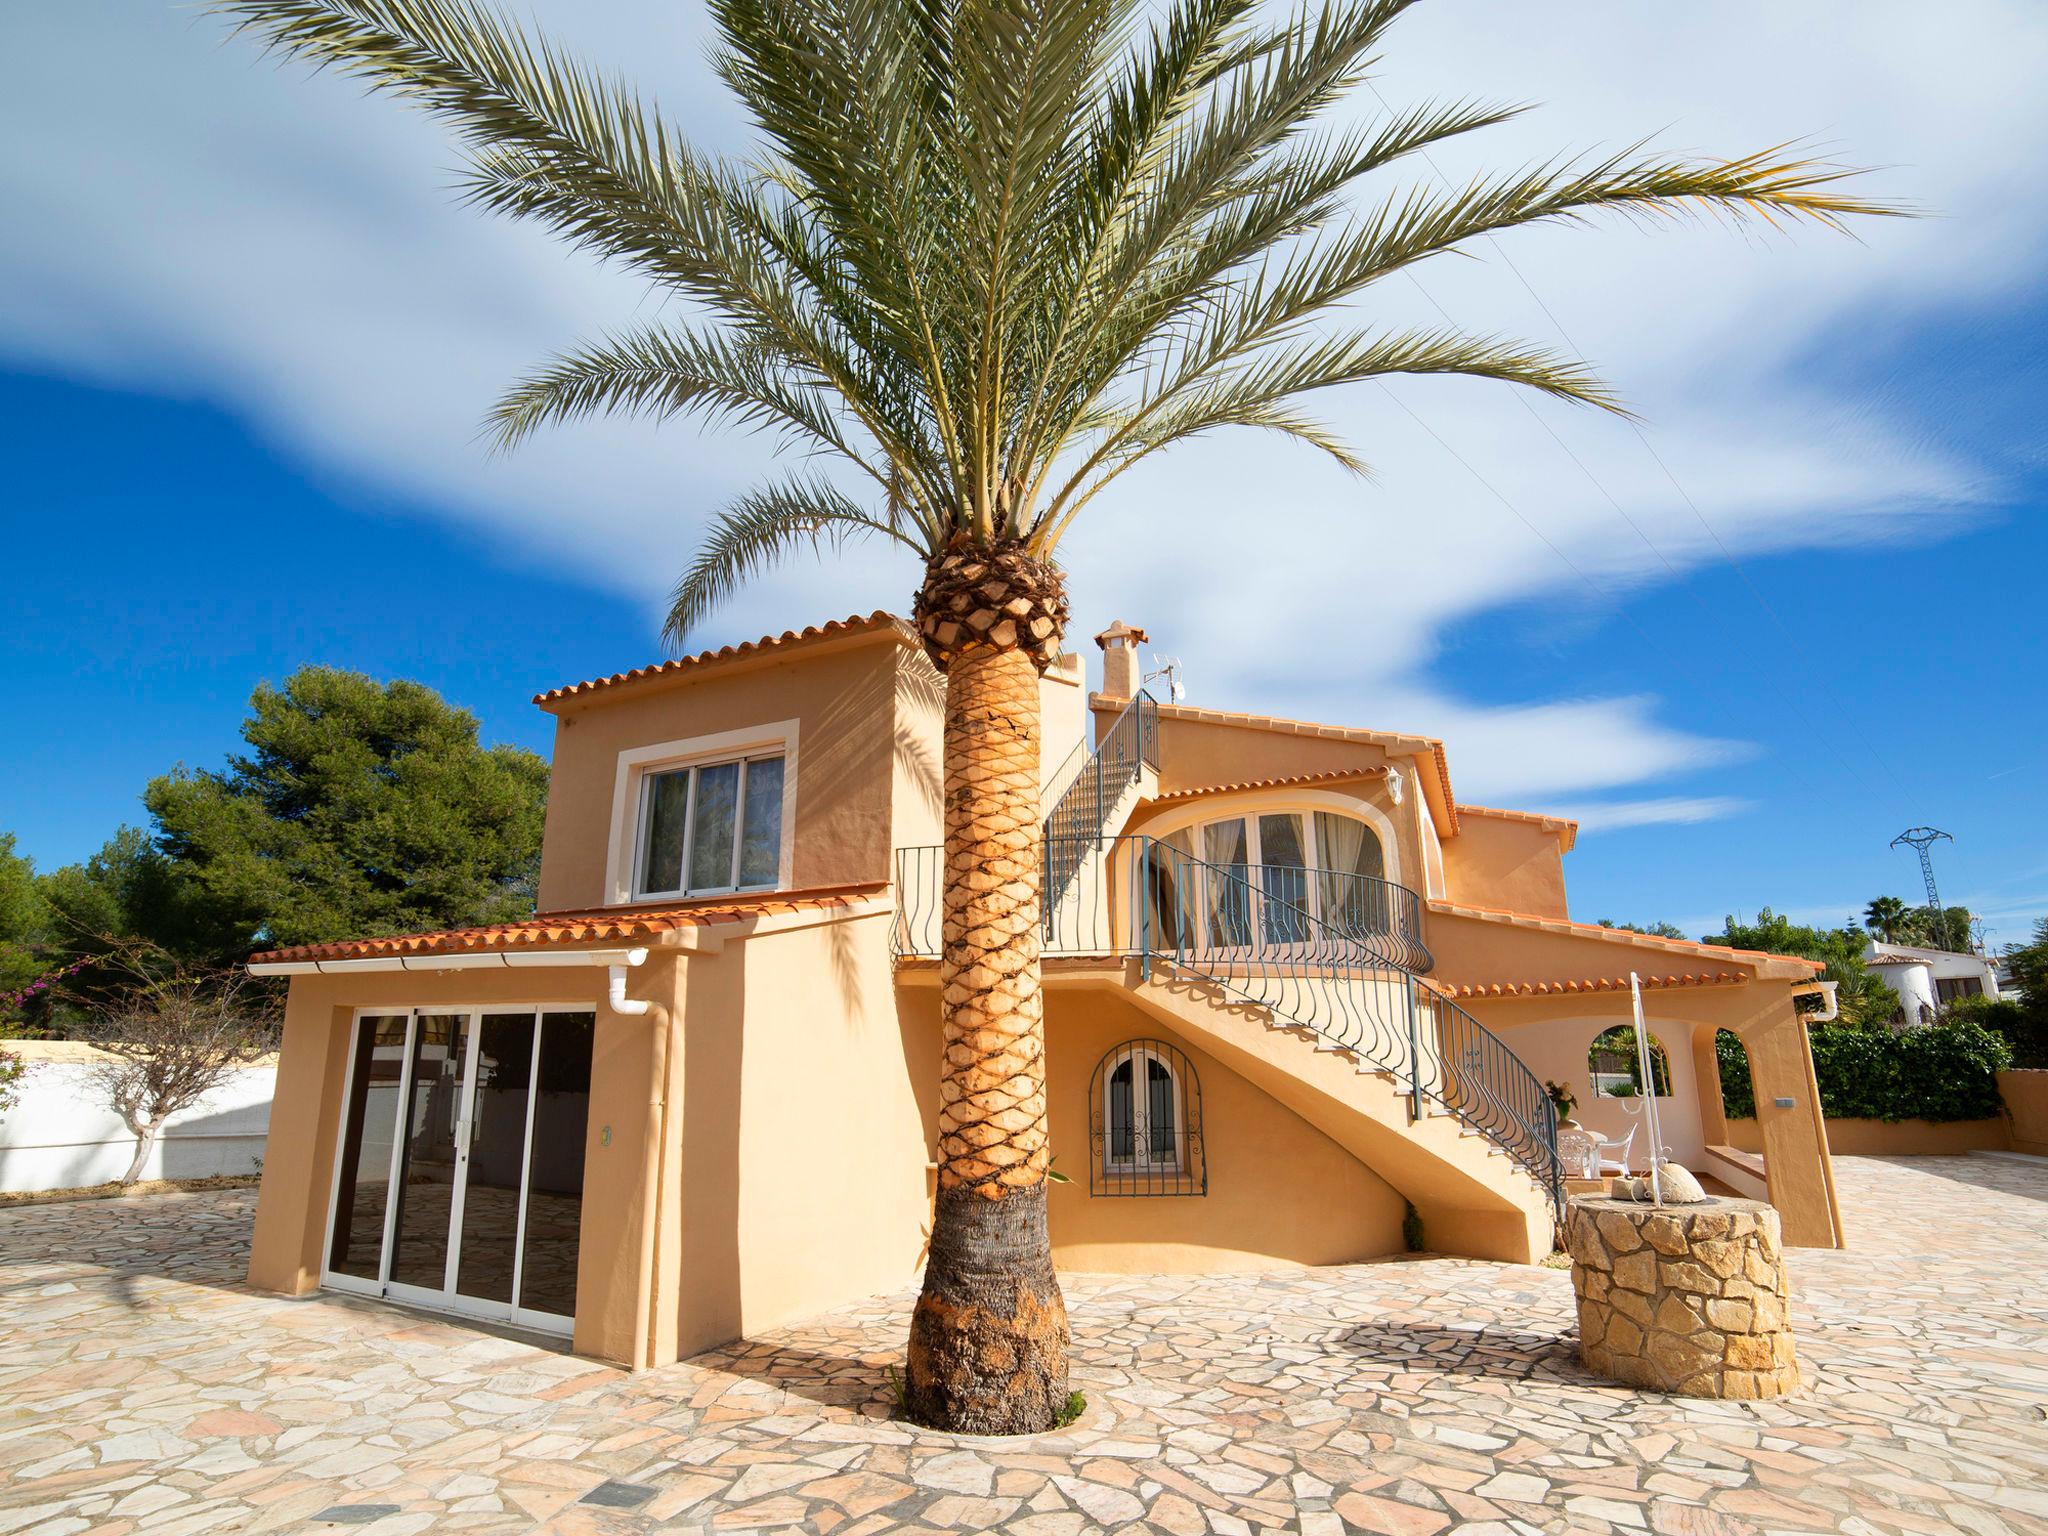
[2,2,2044,948]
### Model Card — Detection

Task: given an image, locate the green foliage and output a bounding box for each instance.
[2004,918,2048,1013]
[1055,1390,1088,1430]
[1722,1020,2010,1124]
[1543,1079,1577,1122]
[0,1048,24,1119]
[1597,918,1688,939]
[1942,994,2048,1070]
[1401,1200,1425,1252]
[142,667,548,960]
[210,0,1899,647]
[1863,895,1909,944]
[1588,1023,1671,1097]
[1704,907,1897,1028]
[0,834,51,1003]
[1715,1031,1754,1120]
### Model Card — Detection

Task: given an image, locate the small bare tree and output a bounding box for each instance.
[74,941,279,1185]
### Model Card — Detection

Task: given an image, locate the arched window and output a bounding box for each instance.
[1090,1039,1205,1196]
[1139,811,1390,952]
[1588,1024,1672,1098]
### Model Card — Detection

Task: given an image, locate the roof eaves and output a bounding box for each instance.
[1114,698,1460,834]
[1427,899,1827,973]
[248,883,890,966]
[535,612,912,708]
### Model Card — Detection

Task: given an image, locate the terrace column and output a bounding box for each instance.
[1735,993,1843,1249]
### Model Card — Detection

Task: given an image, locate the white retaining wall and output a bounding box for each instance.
[0,1045,275,1193]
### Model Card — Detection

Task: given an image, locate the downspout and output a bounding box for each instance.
[610,964,651,1016]
[620,961,671,1372]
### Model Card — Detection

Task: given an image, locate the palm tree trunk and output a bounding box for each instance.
[904,642,1069,1433]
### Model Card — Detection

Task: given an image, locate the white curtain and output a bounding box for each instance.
[1315,812,1386,932]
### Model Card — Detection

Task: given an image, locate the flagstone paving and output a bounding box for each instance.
[2,1154,2045,1535]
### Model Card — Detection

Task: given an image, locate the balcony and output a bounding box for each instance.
[892,836,1433,975]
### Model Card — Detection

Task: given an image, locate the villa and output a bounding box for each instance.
[244,614,1840,1369]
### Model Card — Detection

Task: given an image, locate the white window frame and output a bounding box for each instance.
[1103,1043,1184,1174]
[604,721,799,905]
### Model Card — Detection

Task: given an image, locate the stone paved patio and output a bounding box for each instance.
[3,1154,2045,1536]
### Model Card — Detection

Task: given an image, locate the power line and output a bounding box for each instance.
[1367,82,1928,818]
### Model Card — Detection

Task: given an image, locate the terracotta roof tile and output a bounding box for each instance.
[1151,767,1395,803]
[1437,971,1748,1000]
[535,613,910,706]
[1103,698,1461,833]
[1427,899,1827,972]
[249,884,887,965]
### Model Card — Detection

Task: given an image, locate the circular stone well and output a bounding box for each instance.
[1564,1196,1799,1399]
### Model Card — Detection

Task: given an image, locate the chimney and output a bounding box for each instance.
[1095,621,1149,700]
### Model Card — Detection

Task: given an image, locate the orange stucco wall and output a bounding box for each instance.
[2002,1069,2048,1155]
[1460,981,1841,1249]
[244,956,681,1366]
[1725,1115,2011,1157]
[1440,814,1568,918]
[536,632,909,911]
[1034,986,1408,1270]
[661,910,931,1361]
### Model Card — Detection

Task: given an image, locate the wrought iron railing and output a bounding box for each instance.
[891,835,1561,1216]
[1042,691,1157,917]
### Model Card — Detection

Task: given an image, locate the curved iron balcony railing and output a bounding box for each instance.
[891,835,1562,1217]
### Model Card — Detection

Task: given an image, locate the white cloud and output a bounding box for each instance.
[1557,797,1753,835]
[3,0,2044,807]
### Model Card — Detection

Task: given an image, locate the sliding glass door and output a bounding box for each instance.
[324,1006,595,1333]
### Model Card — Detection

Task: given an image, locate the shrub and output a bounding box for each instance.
[1941,994,2048,1070]
[1716,1031,1755,1120]
[1720,1019,2011,1124]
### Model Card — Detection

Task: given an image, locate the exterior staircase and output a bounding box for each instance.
[894,692,1563,1264]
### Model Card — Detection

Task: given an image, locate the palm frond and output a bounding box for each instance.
[486,323,849,456]
[1044,328,1619,544]
[664,477,917,647]
[218,0,1905,638]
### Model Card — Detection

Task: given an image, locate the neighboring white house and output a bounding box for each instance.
[1864,940,2002,1026]
[0,1040,274,1193]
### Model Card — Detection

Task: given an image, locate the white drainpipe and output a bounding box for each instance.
[608,963,651,1016]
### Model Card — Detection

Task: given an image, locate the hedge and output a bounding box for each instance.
[1718,1019,2011,1124]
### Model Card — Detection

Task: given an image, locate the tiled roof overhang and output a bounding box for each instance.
[1439,971,1747,1000]
[1427,899,1827,977]
[1150,767,1396,804]
[248,884,888,966]
[1105,698,1460,836]
[534,613,913,708]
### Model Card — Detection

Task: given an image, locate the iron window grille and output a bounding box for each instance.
[1089,1038,1206,1196]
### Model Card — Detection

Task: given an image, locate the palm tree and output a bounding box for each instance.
[1865,895,1909,945]
[215,0,1897,1433]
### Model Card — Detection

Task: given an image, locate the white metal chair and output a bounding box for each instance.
[1595,1125,1637,1177]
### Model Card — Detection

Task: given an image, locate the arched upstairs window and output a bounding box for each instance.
[1588,1024,1673,1098]
[1090,1039,1206,1196]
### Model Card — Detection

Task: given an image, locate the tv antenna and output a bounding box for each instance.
[1889,827,1953,946]
[1143,655,1185,703]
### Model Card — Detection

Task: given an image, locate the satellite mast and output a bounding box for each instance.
[1143,655,1185,703]
[1889,827,1954,949]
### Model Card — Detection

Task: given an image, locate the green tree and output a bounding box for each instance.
[1902,903,1974,953]
[0,834,49,1001]
[2006,918,2048,1011]
[1597,919,1688,940]
[144,667,548,960]
[1705,908,1898,1029]
[216,0,1896,1434]
[1863,894,1908,944]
